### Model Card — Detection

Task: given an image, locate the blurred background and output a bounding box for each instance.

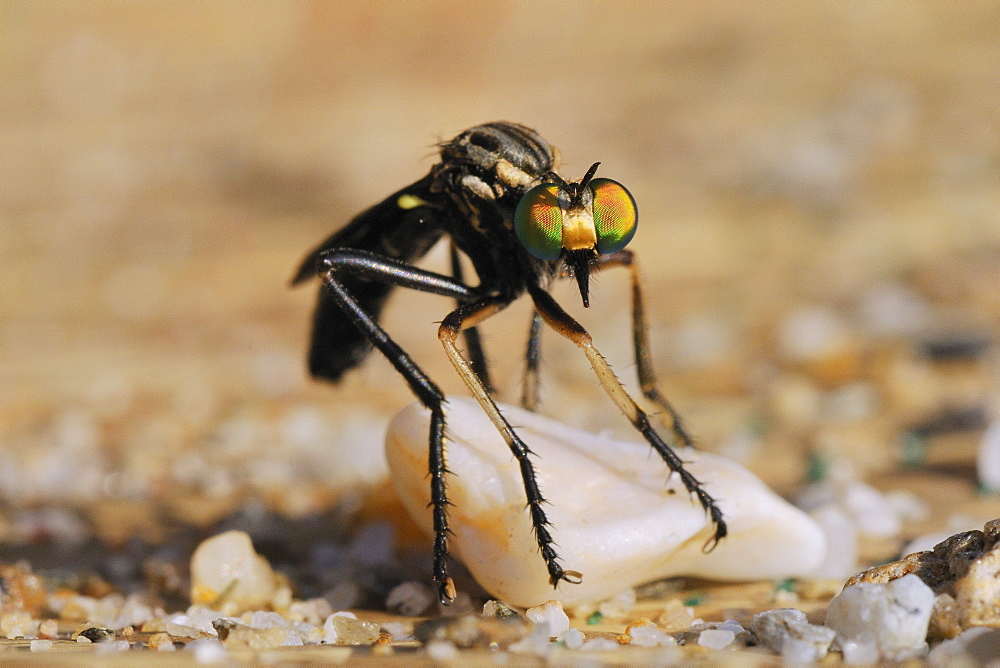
[1,1,998,595]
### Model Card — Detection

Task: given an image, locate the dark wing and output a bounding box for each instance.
[292,173,447,382]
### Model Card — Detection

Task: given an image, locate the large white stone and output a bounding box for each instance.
[386,398,826,607]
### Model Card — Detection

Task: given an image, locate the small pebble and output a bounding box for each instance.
[95,639,130,652]
[189,531,279,614]
[977,420,1000,492]
[38,619,58,638]
[148,632,175,650]
[624,619,674,647]
[751,608,835,662]
[380,621,413,641]
[598,589,636,619]
[29,639,53,652]
[186,637,228,662]
[579,636,620,651]
[386,581,434,616]
[525,600,569,636]
[221,626,287,650]
[657,599,694,632]
[927,627,1000,666]
[508,622,554,655]
[482,600,522,619]
[425,639,459,660]
[807,504,859,579]
[826,573,934,660]
[557,627,585,650]
[697,628,735,650]
[322,611,380,645]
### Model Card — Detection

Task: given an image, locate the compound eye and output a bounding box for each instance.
[589,178,637,254]
[515,183,563,260]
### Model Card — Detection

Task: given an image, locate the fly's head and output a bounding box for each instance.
[514,162,638,307]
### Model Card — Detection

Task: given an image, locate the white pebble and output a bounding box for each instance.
[751,608,835,662]
[189,531,278,613]
[625,619,674,647]
[698,628,735,650]
[841,479,901,537]
[248,611,289,629]
[425,639,459,660]
[807,504,859,580]
[825,573,933,661]
[322,611,380,645]
[96,639,130,653]
[780,306,848,362]
[525,600,569,636]
[387,398,826,607]
[579,637,620,651]
[598,589,636,618]
[386,581,434,616]
[29,639,53,652]
[927,627,1000,666]
[557,627,585,650]
[977,420,1000,492]
[380,621,413,641]
[186,637,228,663]
[718,619,745,634]
[508,622,554,655]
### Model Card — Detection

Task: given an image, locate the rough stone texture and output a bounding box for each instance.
[846,519,1000,640]
[750,608,835,663]
[825,574,934,661]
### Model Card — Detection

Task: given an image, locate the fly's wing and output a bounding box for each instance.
[292,173,447,382]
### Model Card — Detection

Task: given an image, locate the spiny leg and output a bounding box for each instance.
[527,284,727,549]
[521,311,543,411]
[439,297,582,588]
[449,242,493,393]
[592,250,696,450]
[318,248,480,603]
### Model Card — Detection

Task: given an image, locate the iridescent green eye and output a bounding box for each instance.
[589,178,637,254]
[515,183,563,260]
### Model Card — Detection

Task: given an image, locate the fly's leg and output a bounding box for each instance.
[527,284,727,550]
[449,242,493,394]
[439,297,582,588]
[593,250,696,450]
[521,311,543,411]
[318,248,480,603]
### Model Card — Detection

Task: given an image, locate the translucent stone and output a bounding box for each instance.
[386,398,827,607]
[322,612,380,645]
[657,599,695,632]
[557,627,585,650]
[386,581,434,616]
[189,531,280,614]
[825,573,934,660]
[698,628,735,650]
[525,600,569,637]
[625,619,674,647]
[750,607,835,662]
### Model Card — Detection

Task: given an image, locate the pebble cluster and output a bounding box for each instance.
[1,523,998,662]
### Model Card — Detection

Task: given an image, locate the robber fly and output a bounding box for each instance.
[292,122,726,604]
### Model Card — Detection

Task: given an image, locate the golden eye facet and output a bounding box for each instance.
[589,178,637,255]
[515,183,564,260]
